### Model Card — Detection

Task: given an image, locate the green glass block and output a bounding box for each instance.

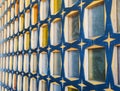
[68,50,80,78]
[88,48,105,82]
[88,4,104,37]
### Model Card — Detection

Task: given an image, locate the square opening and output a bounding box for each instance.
[24,31,30,50]
[31,4,38,25]
[50,18,62,45]
[39,80,48,91]
[50,50,62,78]
[19,14,24,32]
[64,11,80,43]
[84,0,105,39]
[40,24,48,47]
[40,0,49,20]
[39,52,48,76]
[50,0,62,15]
[64,48,80,81]
[31,28,38,49]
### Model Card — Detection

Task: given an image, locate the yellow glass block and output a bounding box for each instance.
[13,74,17,90]
[41,24,48,47]
[32,4,38,25]
[25,10,30,28]
[19,0,24,12]
[5,72,8,85]
[19,14,24,32]
[25,0,30,7]
[24,31,30,50]
[18,55,22,72]
[23,76,28,91]
[9,56,13,70]
[15,1,19,16]
[11,5,14,19]
[8,0,11,7]
[7,10,10,22]
[14,37,18,52]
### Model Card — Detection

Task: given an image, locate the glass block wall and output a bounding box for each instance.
[0,0,120,91]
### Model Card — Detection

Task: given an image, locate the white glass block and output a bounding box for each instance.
[30,78,37,91]
[64,50,80,80]
[40,0,49,20]
[50,51,61,77]
[50,82,61,91]
[18,55,22,72]
[10,38,13,53]
[13,55,17,71]
[6,57,9,69]
[17,75,22,91]
[5,72,8,85]
[2,72,5,83]
[11,5,14,19]
[30,53,37,74]
[24,54,29,73]
[64,11,80,42]
[117,1,120,32]
[10,22,14,36]
[13,74,17,90]
[25,10,30,29]
[14,37,18,52]
[19,34,23,51]
[9,56,13,70]
[31,28,38,49]
[39,80,48,91]
[117,47,120,84]
[25,0,30,7]
[64,0,78,7]
[7,25,10,38]
[19,0,24,12]
[23,76,28,91]
[8,73,12,87]
[19,14,24,32]
[50,19,62,45]
[39,52,48,76]
[14,18,18,34]
[6,40,10,53]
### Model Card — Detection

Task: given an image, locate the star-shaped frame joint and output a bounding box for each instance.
[78,39,86,49]
[79,1,85,10]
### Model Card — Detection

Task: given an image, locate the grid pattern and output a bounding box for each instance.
[0,0,120,91]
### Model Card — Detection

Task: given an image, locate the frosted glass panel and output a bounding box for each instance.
[88,48,105,82]
[117,1,120,32]
[88,4,104,37]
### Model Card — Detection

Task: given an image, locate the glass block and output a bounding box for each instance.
[8,0,11,7]
[88,48,106,82]
[13,74,17,90]
[64,11,80,42]
[14,37,18,52]
[65,86,79,91]
[8,73,12,87]
[19,34,23,51]
[39,52,48,76]
[24,54,29,73]
[50,18,62,45]
[40,24,48,47]
[40,0,49,20]
[65,49,80,80]
[117,1,120,32]
[23,76,28,91]
[86,2,104,38]
[9,56,13,70]
[11,5,14,19]
[18,55,22,72]
[50,82,61,91]
[24,31,30,50]
[5,72,8,86]
[10,39,13,53]
[31,4,38,25]
[13,55,17,71]
[50,51,61,77]
[17,75,22,91]
[31,28,38,49]
[14,18,18,34]
[25,9,30,29]
[30,53,37,74]
[10,22,14,36]
[50,0,62,15]
[117,47,120,84]
[19,0,24,12]
[39,80,48,91]
[19,14,24,32]
[25,0,30,7]
[6,57,9,70]
[15,0,19,16]
[30,78,37,91]
[64,0,78,7]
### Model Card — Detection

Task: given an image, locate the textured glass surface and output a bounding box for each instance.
[24,54,29,73]
[25,10,30,28]
[88,48,105,82]
[40,0,49,20]
[118,1,120,32]
[67,50,80,78]
[50,19,62,45]
[88,4,104,37]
